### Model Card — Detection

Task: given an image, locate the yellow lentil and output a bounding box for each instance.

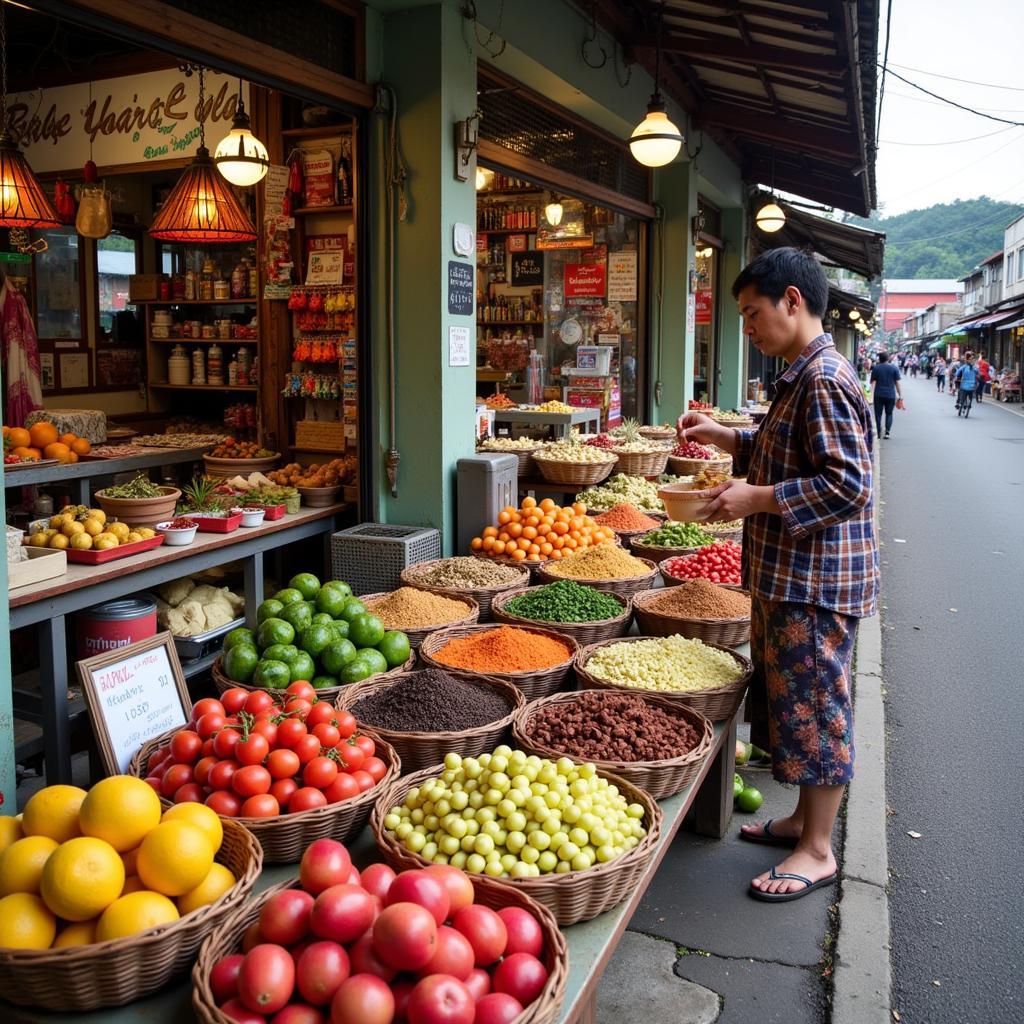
[546,542,651,580]
[585,635,744,692]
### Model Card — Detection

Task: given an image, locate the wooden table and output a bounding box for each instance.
[492,408,601,438]
[8,505,347,784]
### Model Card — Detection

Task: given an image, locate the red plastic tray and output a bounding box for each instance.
[65,534,166,564]
[261,504,286,521]
[192,512,243,533]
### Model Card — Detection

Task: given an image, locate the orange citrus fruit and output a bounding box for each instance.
[28,422,58,449]
[0,893,57,949]
[96,891,179,941]
[40,836,125,921]
[21,784,86,843]
[0,816,23,854]
[7,427,30,448]
[53,919,97,947]
[78,775,162,852]
[161,803,222,854]
[70,437,91,455]
[0,835,59,895]
[43,442,70,460]
[11,446,39,460]
[120,874,146,895]
[137,821,213,897]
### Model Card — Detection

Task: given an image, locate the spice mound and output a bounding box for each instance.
[504,580,624,624]
[643,579,750,619]
[637,521,714,548]
[432,625,572,673]
[546,542,651,580]
[585,635,744,692]
[526,692,701,762]
[364,587,473,629]
[351,669,513,733]
[409,557,524,590]
[593,503,661,532]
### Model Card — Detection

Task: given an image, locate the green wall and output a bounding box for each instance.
[0,369,14,811]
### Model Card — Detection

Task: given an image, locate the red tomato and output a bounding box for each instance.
[173,783,204,804]
[209,759,239,791]
[346,931,397,983]
[424,865,474,916]
[149,760,168,780]
[252,718,279,747]
[473,992,524,1024]
[160,763,194,797]
[269,778,298,810]
[270,1005,324,1024]
[452,906,507,967]
[284,697,313,720]
[329,974,394,1024]
[170,729,203,764]
[197,712,227,739]
[214,728,243,759]
[322,773,360,804]
[303,756,338,790]
[310,884,376,945]
[236,733,270,767]
[359,863,395,903]
[349,770,375,793]
[295,940,350,1007]
[232,765,272,798]
[361,757,388,784]
[260,889,315,946]
[496,907,543,958]
[239,794,280,818]
[386,871,449,926]
[299,839,352,895]
[305,702,337,728]
[334,711,357,740]
[311,723,340,748]
[286,681,317,702]
[293,735,322,766]
[267,748,301,780]
[237,944,295,1014]
[491,953,548,1007]
[337,742,365,772]
[276,719,308,749]
[417,926,474,981]
[219,997,265,1024]
[206,789,243,816]
[406,974,474,1024]
[144,776,162,794]
[372,903,437,971]
[209,952,244,1003]
[243,691,276,716]
[192,697,226,722]
[289,787,328,813]
[462,968,491,1001]
[193,755,218,787]
[353,735,375,759]
[220,688,250,715]
[148,745,169,768]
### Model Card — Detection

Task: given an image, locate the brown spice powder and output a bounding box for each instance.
[645,579,750,619]
[365,587,472,629]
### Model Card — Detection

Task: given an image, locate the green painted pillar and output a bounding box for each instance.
[0,377,14,812]
[717,207,746,410]
[371,1,477,551]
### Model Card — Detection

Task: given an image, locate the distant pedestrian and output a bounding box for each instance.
[924,356,933,379]
[870,351,902,438]
[934,355,947,392]
[909,355,919,378]
[948,357,960,394]
[976,355,991,403]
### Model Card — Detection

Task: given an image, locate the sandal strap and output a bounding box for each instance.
[768,867,812,888]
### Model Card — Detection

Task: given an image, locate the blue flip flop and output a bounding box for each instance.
[748,866,838,903]
[738,819,798,848]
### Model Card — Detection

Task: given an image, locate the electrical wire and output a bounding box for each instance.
[888,62,1024,92]
[885,87,1024,114]
[875,0,894,142]
[880,66,1024,126]
[880,125,1016,147]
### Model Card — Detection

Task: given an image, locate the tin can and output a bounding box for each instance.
[77,596,157,659]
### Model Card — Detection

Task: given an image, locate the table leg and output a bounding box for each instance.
[243,552,264,627]
[39,617,72,784]
[74,478,90,506]
[694,713,738,838]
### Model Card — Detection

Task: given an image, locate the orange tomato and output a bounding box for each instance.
[470,537,483,551]
[11,446,39,460]
[511,548,526,561]
[483,526,498,539]
[28,422,58,449]
[70,438,91,455]
[507,522,522,538]
[492,540,506,555]
[497,511,511,525]
[549,549,562,560]
[521,496,537,510]
[552,521,568,535]
[7,427,30,448]
[528,543,540,556]
[482,537,495,551]
[521,526,537,540]
[539,498,555,512]
[43,442,70,460]
[540,542,553,556]
[572,502,586,516]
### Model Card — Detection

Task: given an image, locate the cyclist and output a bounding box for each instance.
[955,353,979,417]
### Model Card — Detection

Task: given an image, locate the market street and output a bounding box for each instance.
[879,376,1024,1022]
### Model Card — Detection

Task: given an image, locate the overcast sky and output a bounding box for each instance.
[873,0,1024,217]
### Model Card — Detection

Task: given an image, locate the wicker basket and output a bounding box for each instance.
[628,536,710,566]
[491,586,632,647]
[372,762,661,926]
[638,426,677,441]
[612,448,671,477]
[632,586,751,648]
[419,623,579,701]
[211,652,415,702]
[536,557,659,601]
[531,453,616,487]
[478,444,544,476]
[129,729,400,864]
[511,690,714,800]
[192,876,568,1024]
[337,673,525,774]
[667,454,733,477]
[0,819,261,1012]
[706,524,744,544]
[473,553,548,583]
[574,637,753,722]
[711,415,754,429]
[400,557,530,620]
[361,590,479,650]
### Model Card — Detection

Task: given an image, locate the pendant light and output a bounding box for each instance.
[629,2,683,168]
[214,79,269,187]
[0,4,60,229]
[544,195,564,227]
[150,67,257,243]
[755,148,786,233]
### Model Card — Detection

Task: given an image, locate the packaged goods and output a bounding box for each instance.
[593,504,661,532]
[642,579,750,619]
[544,543,650,580]
[504,580,623,623]
[408,557,523,589]
[584,636,745,692]
[364,587,472,629]
[431,626,572,673]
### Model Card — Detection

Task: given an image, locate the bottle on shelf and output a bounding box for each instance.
[228,354,239,386]
[192,347,207,385]
[208,343,224,386]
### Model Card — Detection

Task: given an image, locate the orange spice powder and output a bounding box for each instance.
[432,626,571,673]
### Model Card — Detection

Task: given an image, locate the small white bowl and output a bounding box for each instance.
[156,520,199,545]
[232,506,266,528]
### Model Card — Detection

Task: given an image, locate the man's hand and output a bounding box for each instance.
[676,413,735,454]
[699,480,779,521]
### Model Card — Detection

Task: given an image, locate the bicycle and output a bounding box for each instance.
[956,387,974,418]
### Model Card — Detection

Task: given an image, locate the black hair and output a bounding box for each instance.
[878,351,889,362]
[731,247,828,317]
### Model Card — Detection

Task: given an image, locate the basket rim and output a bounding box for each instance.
[361,589,480,634]
[491,585,631,630]
[531,450,618,466]
[632,585,752,626]
[537,556,659,589]
[419,622,579,680]
[94,485,181,500]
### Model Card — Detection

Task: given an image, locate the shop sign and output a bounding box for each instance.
[448,325,471,367]
[607,250,638,302]
[695,289,714,325]
[264,164,290,217]
[508,234,528,252]
[686,295,696,333]
[511,250,543,288]
[8,69,245,172]
[306,251,344,285]
[448,260,475,315]
[536,233,594,250]
[477,232,489,252]
[564,263,607,298]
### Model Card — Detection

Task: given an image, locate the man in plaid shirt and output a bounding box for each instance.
[678,247,879,902]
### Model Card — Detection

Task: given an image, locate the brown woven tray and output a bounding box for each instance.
[372,762,662,926]
[419,622,579,701]
[129,728,400,864]
[706,525,743,544]
[536,556,659,600]
[612,448,670,477]
[511,690,714,800]
[667,453,733,477]
[574,636,753,722]
[628,536,709,566]
[192,874,568,1024]
[361,590,480,650]
[632,586,752,648]
[491,586,632,647]
[337,672,526,775]
[0,818,261,1012]
[531,453,616,487]
[638,426,677,441]
[478,444,544,476]
[400,557,530,620]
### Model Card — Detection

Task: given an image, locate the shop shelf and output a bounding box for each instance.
[148,383,259,392]
[149,337,260,344]
[293,205,353,216]
[476,227,537,235]
[282,125,353,139]
[134,298,258,305]
[477,320,543,326]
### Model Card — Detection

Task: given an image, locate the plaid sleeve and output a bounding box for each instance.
[731,428,759,475]
[773,379,872,540]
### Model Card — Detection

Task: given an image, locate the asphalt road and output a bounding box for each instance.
[879,375,1024,1023]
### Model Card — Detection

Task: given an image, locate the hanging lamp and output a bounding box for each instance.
[629,2,683,168]
[0,4,60,229]
[214,79,269,187]
[544,195,564,227]
[150,67,256,243]
[755,148,786,233]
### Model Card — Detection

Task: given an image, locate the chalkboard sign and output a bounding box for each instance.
[77,633,192,775]
[511,250,544,288]
[447,260,474,315]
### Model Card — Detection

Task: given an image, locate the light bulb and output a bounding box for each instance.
[475,168,489,190]
[214,107,269,187]
[849,309,861,321]
[544,201,563,227]
[755,202,786,232]
[629,101,683,168]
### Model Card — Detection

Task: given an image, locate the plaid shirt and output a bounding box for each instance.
[733,334,879,617]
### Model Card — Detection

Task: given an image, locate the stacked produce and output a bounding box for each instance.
[431,626,572,674]
[469,497,616,562]
[269,457,355,489]
[584,636,744,693]
[663,541,742,585]
[3,422,91,464]
[484,392,517,409]
[156,578,243,636]
[27,507,156,553]
[382,746,647,876]
[364,587,473,630]
[544,543,651,581]
[576,473,686,513]
[532,400,576,413]
[593,503,661,532]
[478,436,541,452]
[131,433,225,448]
[504,580,624,624]
[536,437,616,464]
[671,440,716,460]
[642,580,750,619]
[208,439,275,459]
[0,776,235,948]
[221,574,411,689]
[406,557,523,590]
[202,839,554,1024]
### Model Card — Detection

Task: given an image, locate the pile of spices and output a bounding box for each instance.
[585,636,744,693]
[636,521,715,548]
[643,579,751,619]
[350,669,513,732]
[100,475,166,499]
[593,503,661,532]
[527,692,700,761]
[432,625,572,673]
[546,542,651,580]
[409,557,524,590]
[365,587,472,629]
[504,580,624,623]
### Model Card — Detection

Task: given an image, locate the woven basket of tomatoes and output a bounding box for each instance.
[128,683,400,864]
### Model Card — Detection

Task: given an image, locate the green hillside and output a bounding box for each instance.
[845,197,1023,280]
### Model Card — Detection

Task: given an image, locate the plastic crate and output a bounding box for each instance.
[331,523,441,595]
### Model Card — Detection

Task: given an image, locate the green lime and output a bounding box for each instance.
[279,601,313,633]
[288,651,316,683]
[339,657,373,684]
[377,630,410,668]
[348,613,385,649]
[223,626,256,652]
[299,623,335,658]
[736,787,764,813]
[256,617,295,650]
[289,573,322,601]
[311,674,339,690]
[321,580,353,600]
[339,598,367,623]
[263,643,297,664]
[256,599,284,624]
[315,586,350,618]
[321,639,358,676]
[733,774,745,798]
[273,587,304,607]
[253,659,291,689]
[222,644,258,684]
[331,619,350,640]
[311,612,335,628]
[358,649,388,677]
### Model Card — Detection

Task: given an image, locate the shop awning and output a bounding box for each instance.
[997,316,1024,331]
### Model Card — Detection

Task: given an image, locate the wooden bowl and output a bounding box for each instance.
[202,453,281,479]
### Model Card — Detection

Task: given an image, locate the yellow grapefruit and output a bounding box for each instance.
[21,785,87,843]
[136,821,213,897]
[0,893,57,949]
[175,862,236,915]
[40,837,125,921]
[0,835,59,895]
[78,776,162,852]
[0,816,24,854]
[96,891,179,941]
[161,803,223,854]
[53,919,98,948]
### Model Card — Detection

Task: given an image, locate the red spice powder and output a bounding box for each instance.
[594,503,661,532]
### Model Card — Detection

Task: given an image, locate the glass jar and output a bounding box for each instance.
[207,343,224,385]
[192,347,207,385]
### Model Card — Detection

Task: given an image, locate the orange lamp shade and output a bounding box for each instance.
[0,134,61,229]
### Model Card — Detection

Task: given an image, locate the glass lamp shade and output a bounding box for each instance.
[150,147,257,243]
[629,100,683,168]
[0,134,61,229]
[544,201,564,227]
[755,202,786,233]
[849,309,861,321]
[213,111,269,187]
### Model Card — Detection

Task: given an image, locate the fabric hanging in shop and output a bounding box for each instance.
[0,273,43,423]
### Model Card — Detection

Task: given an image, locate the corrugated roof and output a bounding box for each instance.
[881,280,963,293]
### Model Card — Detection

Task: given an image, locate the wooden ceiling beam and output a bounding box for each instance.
[630,33,845,74]
[695,102,859,159]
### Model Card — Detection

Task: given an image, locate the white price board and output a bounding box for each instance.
[449,325,471,367]
[78,633,192,775]
[607,250,638,302]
